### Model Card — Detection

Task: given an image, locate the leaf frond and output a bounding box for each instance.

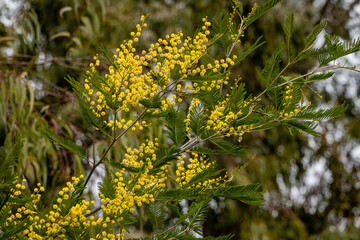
[39,127,87,158]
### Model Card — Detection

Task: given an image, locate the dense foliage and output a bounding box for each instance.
[1,0,360,239]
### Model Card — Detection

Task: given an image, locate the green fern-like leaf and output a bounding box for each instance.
[244,0,281,28]
[145,202,166,229]
[206,33,226,49]
[192,146,237,156]
[267,85,284,109]
[184,71,230,82]
[284,120,319,137]
[165,108,187,146]
[175,201,209,231]
[283,11,294,59]
[65,76,87,95]
[150,146,180,173]
[39,127,87,158]
[211,11,234,50]
[98,173,116,199]
[293,102,348,120]
[99,44,116,67]
[215,183,264,206]
[232,36,266,66]
[157,187,207,201]
[210,139,247,157]
[304,19,328,49]
[0,136,24,191]
[261,42,284,86]
[296,45,335,61]
[188,105,208,138]
[0,219,33,240]
[225,83,246,113]
[302,72,335,83]
[318,35,360,66]
[193,87,223,110]
[159,184,263,206]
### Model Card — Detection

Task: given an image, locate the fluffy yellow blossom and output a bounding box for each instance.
[176,152,227,188]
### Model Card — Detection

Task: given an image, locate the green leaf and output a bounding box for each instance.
[211,11,233,50]
[303,72,335,83]
[284,120,319,137]
[175,201,208,230]
[0,219,33,240]
[260,42,284,86]
[289,126,301,136]
[39,127,87,158]
[151,146,180,173]
[232,36,266,65]
[206,33,226,49]
[304,19,328,49]
[170,65,182,81]
[283,11,294,59]
[185,71,230,82]
[193,146,237,156]
[165,108,187,146]
[167,203,181,218]
[145,202,166,228]
[318,36,360,66]
[188,105,208,138]
[244,0,281,28]
[195,87,223,110]
[158,183,264,206]
[297,46,333,61]
[0,136,24,192]
[226,83,246,113]
[99,44,116,67]
[98,172,116,199]
[215,183,264,205]
[211,139,247,157]
[157,187,207,201]
[65,76,87,94]
[293,102,348,120]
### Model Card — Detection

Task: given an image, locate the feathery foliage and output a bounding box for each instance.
[39,127,87,158]
[0,137,24,192]
[283,11,294,59]
[165,108,187,146]
[244,0,281,28]
[2,2,360,239]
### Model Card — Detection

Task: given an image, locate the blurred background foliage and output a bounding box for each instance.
[1,0,360,239]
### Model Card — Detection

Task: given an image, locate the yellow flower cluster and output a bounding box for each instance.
[83,15,238,128]
[2,176,107,239]
[4,181,43,238]
[100,140,168,223]
[280,82,300,119]
[176,152,227,188]
[185,88,256,141]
